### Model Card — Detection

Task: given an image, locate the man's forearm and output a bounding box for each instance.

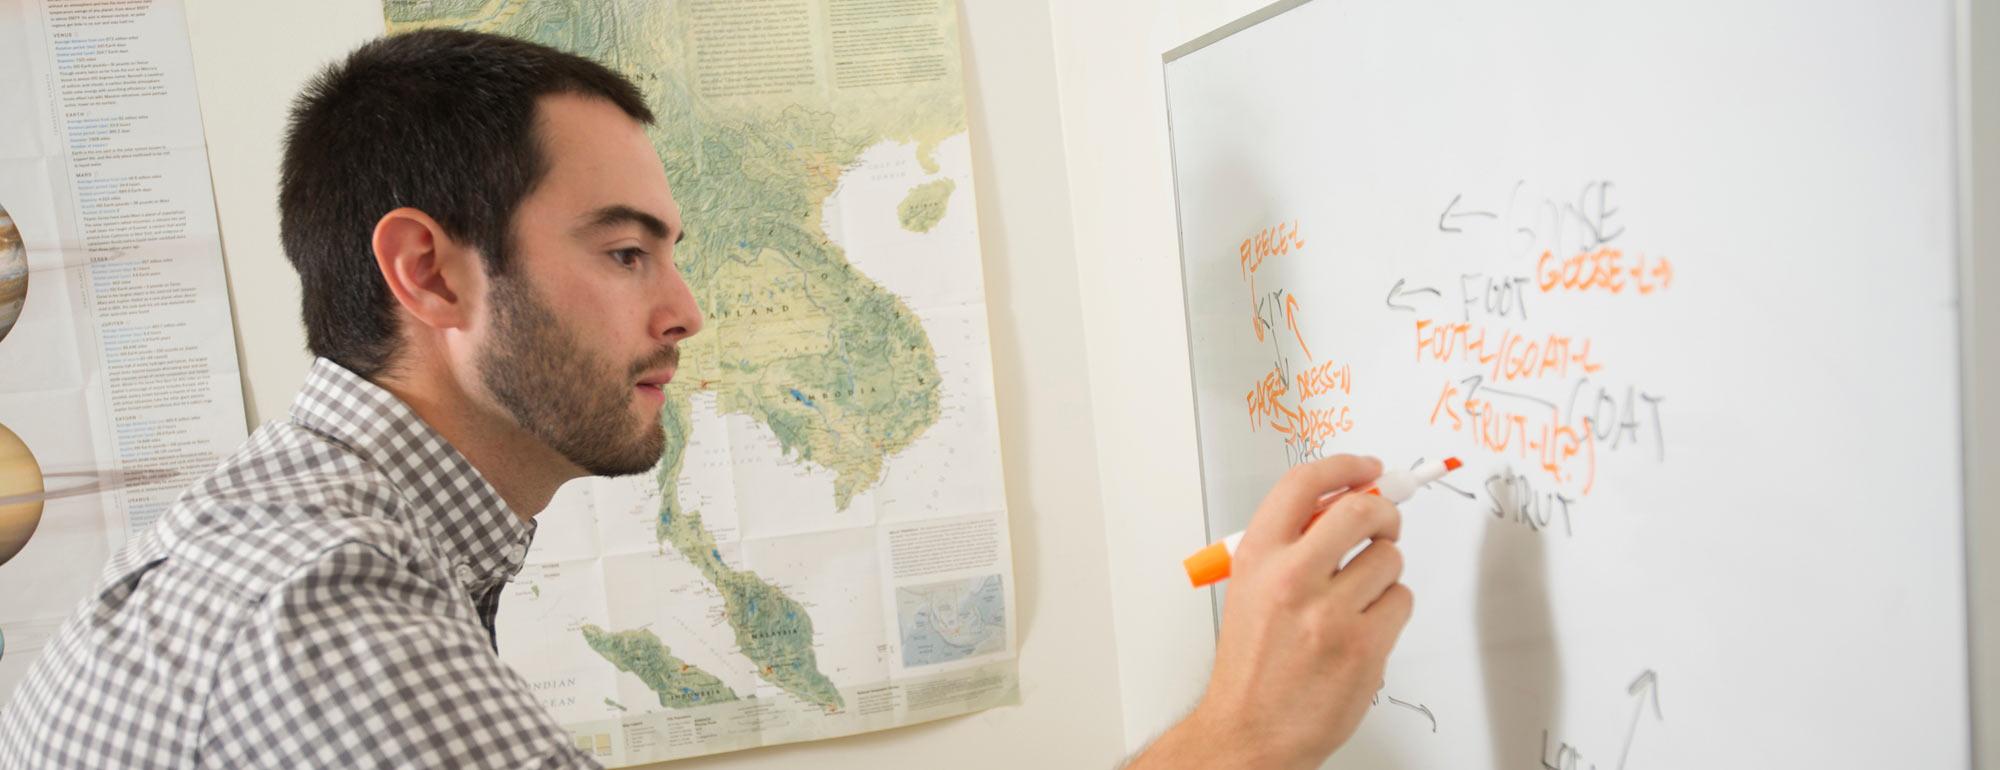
[1122,706,1301,770]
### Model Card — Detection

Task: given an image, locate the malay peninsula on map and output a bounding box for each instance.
[385,0,966,715]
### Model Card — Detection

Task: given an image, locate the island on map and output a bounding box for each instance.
[897,178,955,233]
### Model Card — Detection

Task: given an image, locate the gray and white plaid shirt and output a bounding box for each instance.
[0,359,598,768]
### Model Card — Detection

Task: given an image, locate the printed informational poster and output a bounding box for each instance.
[0,0,247,695]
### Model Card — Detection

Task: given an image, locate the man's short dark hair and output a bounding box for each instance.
[280,29,655,378]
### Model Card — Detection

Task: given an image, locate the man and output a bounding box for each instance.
[0,30,1411,769]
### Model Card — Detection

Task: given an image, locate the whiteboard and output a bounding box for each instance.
[1163,1,1970,767]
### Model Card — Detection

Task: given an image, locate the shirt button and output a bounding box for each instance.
[504,543,527,563]
[455,563,476,585]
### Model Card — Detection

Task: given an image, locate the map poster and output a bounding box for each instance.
[384,1,1018,764]
[0,0,248,696]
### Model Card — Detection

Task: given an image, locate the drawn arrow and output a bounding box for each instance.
[1617,669,1663,770]
[1406,457,1475,499]
[1433,480,1479,500]
[1458,373,1558,410]
[1384,696,1437,733]
[1438,193,1498,233]
[1385,279,1442,312]
[1283,293,1314,360]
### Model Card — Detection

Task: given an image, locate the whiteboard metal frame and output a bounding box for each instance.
[1161,0,1313,64]
[1160,0,1324,630]
[1961,0,1997,766]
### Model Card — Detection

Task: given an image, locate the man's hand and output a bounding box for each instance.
[1129,455,1413,770]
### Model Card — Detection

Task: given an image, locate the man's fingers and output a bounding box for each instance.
[1243,455,1383,551]
[1329,540,1403,612]
[1296,492,1401,572]
[1364,583,1415,638]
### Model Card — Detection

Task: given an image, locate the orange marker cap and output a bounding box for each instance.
[1184,541,1232,587]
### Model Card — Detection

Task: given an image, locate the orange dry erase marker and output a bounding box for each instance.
[1184,457,1461,588]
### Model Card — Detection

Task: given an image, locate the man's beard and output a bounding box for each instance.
[476,277,676,477]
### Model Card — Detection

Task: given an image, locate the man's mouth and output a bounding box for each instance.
[635,368,675,396]
[632,347,680,399]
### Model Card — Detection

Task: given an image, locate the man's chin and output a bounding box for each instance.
[580,431,667,478]
[580,452,662,478]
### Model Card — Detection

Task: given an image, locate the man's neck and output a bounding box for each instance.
[372,365,580,523]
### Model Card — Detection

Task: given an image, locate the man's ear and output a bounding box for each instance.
[371,207,484,333]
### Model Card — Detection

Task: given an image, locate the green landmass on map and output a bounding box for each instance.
[386,0,966,714]
[384,0,951,508]
[897,178,955,233]
[582,625,740,709]
[657,402,845,709]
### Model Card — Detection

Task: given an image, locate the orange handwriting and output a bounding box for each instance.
[1413,320,1603,383]
[1429,378,1597,495]
[1535,247,1674,295]
[1295,361,1352,401]
[1283,293,1313,360]
[1245,364,1290,431]
[1293,405,1354,449]
[1239,219,1306,279]
[1246,358,1357,461]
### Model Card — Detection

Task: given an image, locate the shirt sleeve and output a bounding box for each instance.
[198,541,600,769]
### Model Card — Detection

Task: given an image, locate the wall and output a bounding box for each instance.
[1044,0,1272,751]
[179,0,1129,767]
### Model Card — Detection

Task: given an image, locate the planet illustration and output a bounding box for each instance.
[0,204,25,345]
[0,421,43,567]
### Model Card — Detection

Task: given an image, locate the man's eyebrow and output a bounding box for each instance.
[574,204,678,243]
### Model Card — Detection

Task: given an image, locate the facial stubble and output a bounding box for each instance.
[477,277,676,477]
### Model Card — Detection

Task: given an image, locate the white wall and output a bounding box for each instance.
[1044,0,1273,751]
[181,1,1129,767]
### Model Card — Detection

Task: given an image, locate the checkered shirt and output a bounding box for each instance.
[0,359,599,768]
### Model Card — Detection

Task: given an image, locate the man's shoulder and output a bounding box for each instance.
[191,418,404,518]
[148,420,435,600]
[0,425,457,770]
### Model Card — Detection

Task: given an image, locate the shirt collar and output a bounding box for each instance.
[288,358,534,590]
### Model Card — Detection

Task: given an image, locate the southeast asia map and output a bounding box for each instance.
[382,1,1015,764]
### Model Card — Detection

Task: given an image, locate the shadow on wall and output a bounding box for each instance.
[1478,486,1562,769]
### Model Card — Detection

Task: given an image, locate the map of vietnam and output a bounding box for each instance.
[384,0,966,712]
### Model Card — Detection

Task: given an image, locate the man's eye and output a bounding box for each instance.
[610,247,647,267]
